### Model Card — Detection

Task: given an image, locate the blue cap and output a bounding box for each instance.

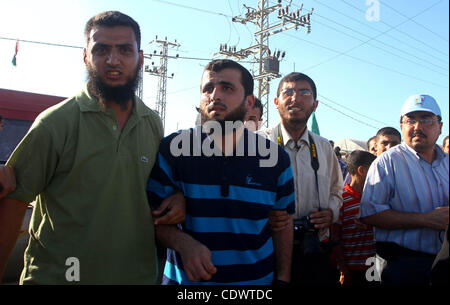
[400,94,441,117]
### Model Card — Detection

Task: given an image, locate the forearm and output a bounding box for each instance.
[272,215,293,282]
[361,209,431,230]
[155,224,217,282]
[155,224,195,254]
[0,198,28,282]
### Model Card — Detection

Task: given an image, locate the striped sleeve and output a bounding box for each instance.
[274,148,295,214]
[146,137,178,208]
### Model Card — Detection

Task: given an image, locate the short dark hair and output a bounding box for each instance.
[346,150,376,175]
[253,97,263,120]
[84,11,141,50]
[376,127,401,142]
[367,136,376,150]
[203,59,254,97]
[276,72,317,100]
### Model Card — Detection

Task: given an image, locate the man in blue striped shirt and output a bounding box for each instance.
[360,94,449,285]
[147,59,295,285]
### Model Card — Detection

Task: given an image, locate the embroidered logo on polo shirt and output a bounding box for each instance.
[141,156,149,163]
[246,175,262,186]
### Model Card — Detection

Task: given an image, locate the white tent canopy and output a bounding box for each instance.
[335,138,367,155]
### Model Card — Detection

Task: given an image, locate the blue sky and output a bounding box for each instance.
[0,0,448,145]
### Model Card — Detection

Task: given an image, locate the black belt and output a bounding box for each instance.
[376,242,435,261]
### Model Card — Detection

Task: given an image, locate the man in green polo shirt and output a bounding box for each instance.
[0,11,183,284]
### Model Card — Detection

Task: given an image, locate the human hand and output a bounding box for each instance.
[269,210,291,232]
[426,206,449,231]
[309,208,333,230]
[153,191,186,225]
[0,165,16,199]
[179,238,217,282]
[354,218,369,230]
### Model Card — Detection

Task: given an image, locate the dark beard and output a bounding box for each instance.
[87,65,141,110]
[200,98,247,135]
[286,106,315,129]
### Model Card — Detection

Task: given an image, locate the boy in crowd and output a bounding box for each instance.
[331,150,376,285]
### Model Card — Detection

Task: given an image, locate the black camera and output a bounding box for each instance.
[294,216,317,233]
[294,216,322,255]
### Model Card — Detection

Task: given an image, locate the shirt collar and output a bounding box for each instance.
[344,183,362,199]
[280,122,310,148]
[402,142,447,163]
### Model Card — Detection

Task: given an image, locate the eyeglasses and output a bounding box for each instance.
[281,88,313,97]
[402,119,439,126]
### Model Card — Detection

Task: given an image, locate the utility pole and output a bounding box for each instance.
[144,36,180,130]
[137,68,144,100]
[217,0,313,127]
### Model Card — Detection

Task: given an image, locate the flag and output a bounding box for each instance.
[311,112,320,135]
[12,40,19,66]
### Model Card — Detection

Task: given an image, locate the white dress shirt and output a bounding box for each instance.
[259,123,343,223]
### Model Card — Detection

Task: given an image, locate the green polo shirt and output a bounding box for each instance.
[6,86,163,284]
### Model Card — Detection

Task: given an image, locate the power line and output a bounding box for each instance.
[311,19,448,77]
[310,0,449,65]
[275,0,449,74]
[284,33,448,89]
[319,99,380,130]
[0,36,82,49]
[380,0,449,43]
[151,0,231,18]
[340,0,449,58]
[309,6,449,73]
[318,94,390,126]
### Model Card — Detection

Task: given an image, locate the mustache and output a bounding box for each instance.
[207,101,228,111]
[412,131,427,138]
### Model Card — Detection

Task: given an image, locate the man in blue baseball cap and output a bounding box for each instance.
[359,94,449,285]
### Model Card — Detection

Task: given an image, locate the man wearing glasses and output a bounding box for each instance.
[360,94,449,285]
[259,72,343,284]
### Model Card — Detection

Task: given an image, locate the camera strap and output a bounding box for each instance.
[277,124,321,210]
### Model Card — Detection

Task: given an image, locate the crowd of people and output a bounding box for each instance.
[0,11,448,286]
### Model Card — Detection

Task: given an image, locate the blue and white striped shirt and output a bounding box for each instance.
[360,142,449,254]
[147,127,295,284]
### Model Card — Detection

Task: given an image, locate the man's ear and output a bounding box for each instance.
[246,94,255,109]
[138,50,144,70]
[274,97,279,109]
[83,48,88,66]
[313,99,319,112]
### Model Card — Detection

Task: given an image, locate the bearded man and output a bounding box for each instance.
[259,72,343,285]
[0,11,184,284]
[147,59,295,285]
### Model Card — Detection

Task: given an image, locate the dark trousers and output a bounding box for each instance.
[377,242,434,285]
[291,237,339,285]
